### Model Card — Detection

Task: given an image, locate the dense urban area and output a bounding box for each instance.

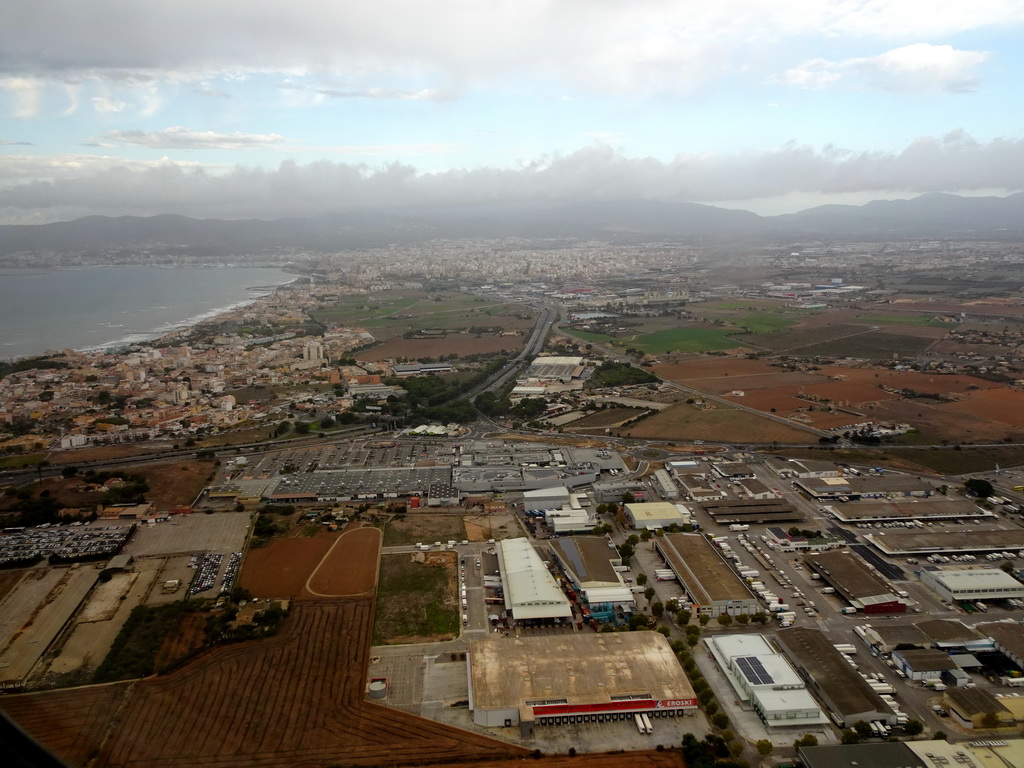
[6,237,1024,768]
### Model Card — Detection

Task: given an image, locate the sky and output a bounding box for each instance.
[2,0,1024,224]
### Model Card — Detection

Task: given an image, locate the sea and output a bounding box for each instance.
[0,266,295,360]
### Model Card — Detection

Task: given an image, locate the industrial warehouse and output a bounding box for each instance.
[803,550,906,613]
[548,536,636,621]
[919,566,1024,603]
[468,632,698,735]
[706,634,828,728]
[864,529,1024,556]
[496,538,572,623]
[654,533,759,616]
[826,498,990,524]
[776,627,897,728]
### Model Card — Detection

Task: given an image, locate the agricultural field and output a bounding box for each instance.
[623,402,814,443]
[855,313,949,328]
[790,330,937,359]
[382,514,466,547]
[310,290,536,350]
[374,552,458,644]
[463,511,518,542]
[631,326,748,354]
[563,407,643,430]
[357,332,524,362]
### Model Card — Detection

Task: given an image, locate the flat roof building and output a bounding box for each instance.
[865,529,1024,556]
[776,626,897,727]
[943,687,1014,729]
[548,536,634,619]
[496,538,572,623]
[706,634,827,728]
[469,632,697,736]
[921,566,1024,602]
[978,622,1024,668]
[799,743,925,768]
[523,486,571,512]
[655,533,758,616]
[891,649,957,681]
[625,501,686,530]
[827,499,989,523]
[701,498,804,525]
[804,550,905,613]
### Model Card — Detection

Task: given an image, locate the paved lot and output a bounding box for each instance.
[0,569,63,652]
[123,512,250,557]
[0,567,98,684]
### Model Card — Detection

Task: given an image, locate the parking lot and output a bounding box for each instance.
[123,512,250,557]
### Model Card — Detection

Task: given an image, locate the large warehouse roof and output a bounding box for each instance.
[497,538,572,621]
[865,529,1024,555]
[470,632,695,719]
[804,550,896,602]
[776,626,894,723]
[549,537,620,586]
[658,534,754,604]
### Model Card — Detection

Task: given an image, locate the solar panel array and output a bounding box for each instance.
[736,656,774,686]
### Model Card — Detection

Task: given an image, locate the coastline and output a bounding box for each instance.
[75,278,299,353]
[0,266,297,361]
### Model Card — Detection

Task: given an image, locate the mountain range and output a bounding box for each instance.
[1,192,1022,258]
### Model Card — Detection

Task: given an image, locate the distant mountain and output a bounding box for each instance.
[775,192,1024,235]
[0,193,1021,258]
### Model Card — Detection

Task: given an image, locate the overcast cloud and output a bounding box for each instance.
[2,1,1024,223]
[1,132,1020,224]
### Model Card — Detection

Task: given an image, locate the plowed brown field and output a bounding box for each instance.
[238,537,336,598]
[304,526,381,598]
[1,525,527,768]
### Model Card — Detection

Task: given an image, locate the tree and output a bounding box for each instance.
[711,712,730,730]
[853,720,872,737]
[676,608,691,625]
[698,614,711,626]
[735,613,750,625]
[903,719,924,736]
[640,529,652,541]
[793,734,818,749]
[718,613,733,627]
[618,543,635,562]
[651,601,664,619]
[755,740,773,756]
[636,573,648,586]
[644,586,656,601]
[981,711,1002,729]
[626,534,639,547]
[294,421,311,435]
[965,477,994,498]
[933,731,948,741]
[841,730,861,744]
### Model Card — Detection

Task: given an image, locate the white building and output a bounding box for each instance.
[706,634,827,727]
[523,486,571,512]
[920,567,1024,603]
[496,538,573,622]
[625,501,687,530]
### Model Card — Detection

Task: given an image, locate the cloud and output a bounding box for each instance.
[783,43,991,93]
[2,1,1022,101]
[316,87,452,101]
[1,77,43,118]
[0,139,32,146]
[98,126,287,150]
[1,132,1022,222]
[91,95,127,113]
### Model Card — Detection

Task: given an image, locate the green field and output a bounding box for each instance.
[633,328,748,354]
[731,312,800,334]
[794,331,934,360]
[373,554,459,643]
[856,314,948,328]
[0,453,47,469]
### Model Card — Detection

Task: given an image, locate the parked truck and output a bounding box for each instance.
[729,524,750,532]
[841,606,858,614]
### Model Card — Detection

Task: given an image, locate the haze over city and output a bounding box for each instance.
[2,0,1024,224]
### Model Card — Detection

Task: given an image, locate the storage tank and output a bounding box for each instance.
[368,680,388,700]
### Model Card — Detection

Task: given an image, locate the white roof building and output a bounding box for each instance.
[625,501,687,530]
[497,538,573,621]
[920,567,1024,602]
[706,634,827,727]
